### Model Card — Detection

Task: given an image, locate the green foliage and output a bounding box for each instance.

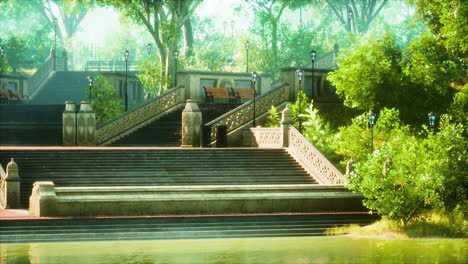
[137,57,171,96]
[328,32,402,111]
[424,115,468,212]
[448,92,468,127]
[342,108,467,225]
[301,102,336,162]
[411,0,468,62]
[328,29,463,126]
[265,105,281,128]
[84,75,123,124]
[289,91,310,132]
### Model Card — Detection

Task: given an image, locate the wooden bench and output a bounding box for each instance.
[232,88,255,101]
[0,89,23,104]
[203,87,240,104]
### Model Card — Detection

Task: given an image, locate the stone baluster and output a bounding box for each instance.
[77,101,96,146]
[62,101,77,146]
[181,99,202,147]
[5,158,20,208]
[280,105,293,147]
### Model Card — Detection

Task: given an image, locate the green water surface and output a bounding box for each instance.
[1,236,467,264]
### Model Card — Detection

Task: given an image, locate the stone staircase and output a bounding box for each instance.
[0,148,316,208]
[110,105,238,146]
[0,105,63,146]
[0,213,379,243]
[32,71,89,105]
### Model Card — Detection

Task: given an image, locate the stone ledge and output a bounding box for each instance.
[29,182,366,217]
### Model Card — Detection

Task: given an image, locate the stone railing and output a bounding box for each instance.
[0,164,6,209]
[205,82,289,143]
[251,128,282,148]
[28,50,67,97]
[0,158,20,209]
[96,86,186,145]
[85,60,140,72]
[29,181,365,217]
[288,127,345,184]
[250,106,345,185]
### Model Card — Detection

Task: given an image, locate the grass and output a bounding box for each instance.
[327,211,468,238]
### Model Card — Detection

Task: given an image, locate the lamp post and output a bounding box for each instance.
[428,112,436,134]
[368,111,376,153]
[348,9,353,32]
[0,46,4,72]
[147,43,152,55]
[124,49,129,111]
[87,76,93,101]
[245,41,250,73]
[173,50,179,87]
[251,72,257,127]
[53,17,57,52]
[310,49,316,98]
[296,68,303,92]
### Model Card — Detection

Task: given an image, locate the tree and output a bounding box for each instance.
[243,0,304,79]
[324,0,389,34]
[102,0,202,89]
[84,75,123,124]
[411,0,468,63]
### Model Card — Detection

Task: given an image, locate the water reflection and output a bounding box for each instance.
[1,237,467,264]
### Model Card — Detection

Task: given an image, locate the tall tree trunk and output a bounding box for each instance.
[184,18,194,57]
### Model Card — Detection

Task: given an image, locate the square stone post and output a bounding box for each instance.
[29,181,57,217]
[62,101,77,146]
[5,158,20,208]
[77,101,96,146]
[181,99,202,147]
[280,105,293,148]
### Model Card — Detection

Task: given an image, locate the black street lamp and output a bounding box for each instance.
[348,9,353,32]
[87,76,93,101]
[0,46,4,72]
[310,49,316,98]
[147,43,152,55]
[296,68,303,92]
[428,112,436,133]
[245,41,250,73]
[124,49,129,111]
[173,50,179,87]
[368,111,376,153]
[251,72,258,127]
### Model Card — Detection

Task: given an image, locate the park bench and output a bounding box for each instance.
[232,88,255,101]
[203,87,240,104]
[0,89,23,104]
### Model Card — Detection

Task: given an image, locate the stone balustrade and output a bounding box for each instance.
[0,158,20,209]
[250,106,345,185]
[29,181,364,217]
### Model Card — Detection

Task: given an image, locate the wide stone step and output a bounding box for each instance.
[0,213,379,242]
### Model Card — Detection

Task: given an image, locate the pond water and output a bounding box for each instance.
[1,236,467,264]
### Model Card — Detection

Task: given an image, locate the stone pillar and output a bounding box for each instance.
[77,101,96,146]
[29,181,57,217]
[62,101,77,146]
[5,158,20,208]
[280,105,293,148]
[181,100,202,147]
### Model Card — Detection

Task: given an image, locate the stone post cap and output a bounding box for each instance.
[6,158,19,179]
[79,101,94,112]
[64,101,76,112]
[183,99,201,112]
[281,105,293,125]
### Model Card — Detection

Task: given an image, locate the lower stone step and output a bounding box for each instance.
[0,213,379,243]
